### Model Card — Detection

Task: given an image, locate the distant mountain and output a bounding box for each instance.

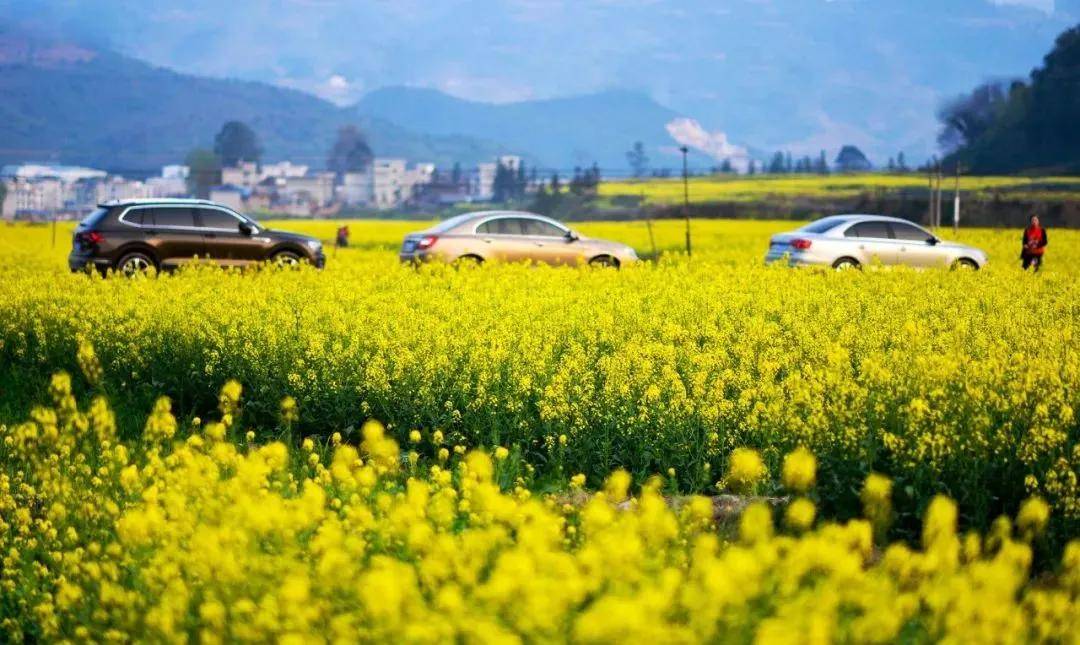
[0,26,508,173]
[356,87,685,171]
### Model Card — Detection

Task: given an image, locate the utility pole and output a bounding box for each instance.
[680,145,691,257]
[927,167,935,229]
[953,164,961,237]
[934,161,942,230]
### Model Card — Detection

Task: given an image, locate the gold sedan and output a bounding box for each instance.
[399,211,639,267]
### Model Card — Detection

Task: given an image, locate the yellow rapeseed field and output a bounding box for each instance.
[1,218,1079,641]
[598,173,1080,204]
[0,374,1077,642]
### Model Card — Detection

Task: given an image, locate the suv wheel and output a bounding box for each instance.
[117,252,155,277]
[272,250,302,267]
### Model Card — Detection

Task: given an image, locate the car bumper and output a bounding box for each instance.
[399,250,435,264]
[68,251,111,272]
[764,250,826,267]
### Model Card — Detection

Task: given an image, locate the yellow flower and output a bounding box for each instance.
[861,473,893,539]
[409,430,422,444]
[739,501,773,544]
[781,447,816,493]
[784,498,816,532]
[1016,497,1050,540]
[494,446,509,461]
[218,379,243,416]
[280,395,298,424]
[726,447,766,494]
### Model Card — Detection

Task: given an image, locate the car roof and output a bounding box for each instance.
[457,210,549,221]
[826,214,926,226]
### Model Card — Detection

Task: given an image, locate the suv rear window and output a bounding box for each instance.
[79,207,111,229]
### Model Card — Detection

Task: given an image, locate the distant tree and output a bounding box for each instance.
[185,148,222,199]
[586,162,601,190]
[327,125,374,176]
[887,157,896,171]
[531,183,553,215]
[550,172,562,194]
[937,82,1010,153]
[569,166,584,195]
[747,160,757,176]
[450,162,462,185]
[896,152,908,172]
[940,24,1080,172]
[626,141,649,178]
[213,121,262,168]
[834,146,872,172]
[719,158,734,174]
[515,162,527,199]
[815,150,830,174]
[493,162,513,202]
[768,151,786,174]
[785,152,793,173]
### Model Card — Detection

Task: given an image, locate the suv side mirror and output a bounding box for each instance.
[927,236,939,246]
[239,222,253,236]
[566,230,580,242]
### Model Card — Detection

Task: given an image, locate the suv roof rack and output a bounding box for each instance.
[98,198,218,208]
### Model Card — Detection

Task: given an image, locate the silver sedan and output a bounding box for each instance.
[765,215,988,270]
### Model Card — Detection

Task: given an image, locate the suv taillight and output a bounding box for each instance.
[417,235,438,250]
[77,231,104,246]
[791,238,812,250]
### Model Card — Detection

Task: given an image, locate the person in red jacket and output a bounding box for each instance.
[1021,215,1048,271]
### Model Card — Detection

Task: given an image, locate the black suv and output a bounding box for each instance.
[69,199,325,274]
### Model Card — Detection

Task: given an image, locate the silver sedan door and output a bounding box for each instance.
[889,222,947,268]
[843,221,898,265]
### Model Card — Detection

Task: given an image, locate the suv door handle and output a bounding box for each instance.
[535,242,545,247]
[483,238,493,243]
[205,233,217,239]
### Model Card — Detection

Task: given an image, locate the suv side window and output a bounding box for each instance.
[844,221,892,239]
[890,222,931,242]
[122,208,146,226]
[522,218,566,237]
[197,208,241,231]
[152,207,196,228]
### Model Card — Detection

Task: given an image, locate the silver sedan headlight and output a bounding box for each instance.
[305,239,323,252]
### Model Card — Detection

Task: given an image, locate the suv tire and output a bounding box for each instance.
[116,251,156,277]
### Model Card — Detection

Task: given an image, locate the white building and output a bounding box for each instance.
[209,186,245,212]
[339,171,373,206]
[161,165,190,180]
[281,172,336,208]
[95,176,152,203]
[145,165,189,198]
[221,161,310,189]
[1,163,107,184]
[261,161,308,180]
[1,177,65,218]
[473,163,497,201]
[221,162,262,189]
